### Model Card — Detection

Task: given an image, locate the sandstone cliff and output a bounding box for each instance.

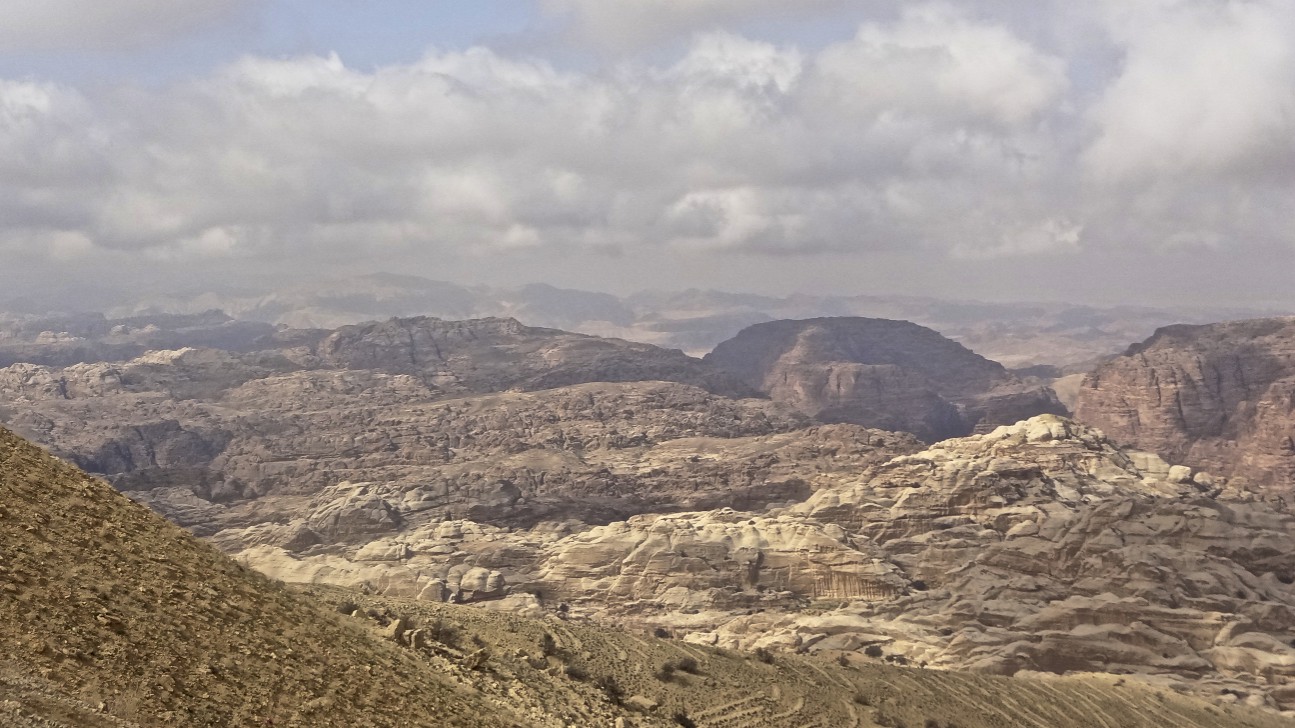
[704,317,1066,441]
[1074,317,1295,496]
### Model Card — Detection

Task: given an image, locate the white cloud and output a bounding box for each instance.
[1085,0,1295,181]
[541,0,850,49]
[0,0,256,51]
[812,6,1069,127]
[1,1,1293,303]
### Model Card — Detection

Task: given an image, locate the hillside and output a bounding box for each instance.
[0,426,516,728]
[704,317,1065,441]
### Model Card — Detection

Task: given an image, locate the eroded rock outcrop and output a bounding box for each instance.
[704,317,1066,441]
[1074,317,1295,496]
[528,416,1295,710]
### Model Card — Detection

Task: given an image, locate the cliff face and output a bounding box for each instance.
[704,317,1065,441]
[1074,317,1295,495]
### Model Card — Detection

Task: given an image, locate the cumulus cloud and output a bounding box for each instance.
[0,0,256,52]
[1085,0,1295,181]
[541,0,851,49]
[0,1,1292,304]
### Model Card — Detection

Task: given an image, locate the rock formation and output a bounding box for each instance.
[9,425,1263,728]
[1074,317,1295,496]
[521,416,1295,711]
[705,317,1066,441]
[8,312,1295,717]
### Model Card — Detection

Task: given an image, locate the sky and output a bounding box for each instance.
[1,0,1293,309]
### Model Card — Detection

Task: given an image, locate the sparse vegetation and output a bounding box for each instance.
[428,618,461,648]
[594,674,623,705]
[539,632,557,656]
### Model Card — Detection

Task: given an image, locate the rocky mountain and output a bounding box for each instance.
[535,416,1295,711]
[9,312,1295,720]
[75,272,1285,365]
[9,426,1268,728]
[1074,317,1295,497]
[704,317,1066,441]
[233,415,1295,713]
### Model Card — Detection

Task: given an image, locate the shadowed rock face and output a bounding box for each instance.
[704,317,1066,441]
[1074,317,1295,496]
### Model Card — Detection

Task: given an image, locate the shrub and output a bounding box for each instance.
[864,644,884,658]
[676,656,699,674]
[594,675,623,705]
[539,632,557,657]
[564,663,588,681]
[336,601,358,615]
[654,626,673,639]
[673,711,697,728]
[428,619,460,648]
[837,654,850,667]
[656,662,677,682]
[853,692,871,706]
[754,647,775,664]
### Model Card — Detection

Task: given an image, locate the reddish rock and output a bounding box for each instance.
[1074,317,1295,496]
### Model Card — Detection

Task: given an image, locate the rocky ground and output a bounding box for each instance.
[8,425,1283,727]
[1075,317,1295,497]
[4,314,1295,720]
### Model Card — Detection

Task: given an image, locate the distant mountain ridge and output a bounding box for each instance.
[39,271,1284,366]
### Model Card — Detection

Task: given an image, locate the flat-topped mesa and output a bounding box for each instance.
[1075,316,1295,497]
[315,315,758,398]
[704,317,1066,441]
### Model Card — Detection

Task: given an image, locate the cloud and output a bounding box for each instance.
[1085,0,1295,181]
[0,0,256,52]
[1,1,1293,305]
[540,0,851,49]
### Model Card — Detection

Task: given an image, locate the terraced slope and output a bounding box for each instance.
[310,587,1294,728]
[0,426,518,728]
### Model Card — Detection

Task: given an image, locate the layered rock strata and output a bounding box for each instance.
[705,317,1066,441]
[1075,317,1295,496]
